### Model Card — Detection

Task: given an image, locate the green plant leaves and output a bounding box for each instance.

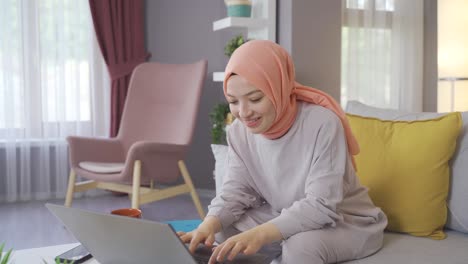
[53,257,74,264]
[0,242,77,264]
[0,243,13,264]
[224,34,247,57]
[209,103,231,144]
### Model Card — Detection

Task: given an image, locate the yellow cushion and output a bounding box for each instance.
[347,112,462,240]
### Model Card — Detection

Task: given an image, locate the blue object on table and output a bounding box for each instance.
[165,219,202,232]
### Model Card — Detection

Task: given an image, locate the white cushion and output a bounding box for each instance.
[79,161,125,174]
[346,100,468,233]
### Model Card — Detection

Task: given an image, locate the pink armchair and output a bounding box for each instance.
[65,60,207,219]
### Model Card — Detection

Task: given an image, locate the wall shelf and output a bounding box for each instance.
[213,17,268,31]
[213,72,225,82]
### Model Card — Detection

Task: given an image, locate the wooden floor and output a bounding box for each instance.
[0,191,214,250]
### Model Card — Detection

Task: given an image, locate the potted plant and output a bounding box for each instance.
[209,103,233,194]
[224,0,252,17]
[224,34,248,58]
[209,103,232,145]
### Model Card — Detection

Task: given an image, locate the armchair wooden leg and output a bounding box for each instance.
[65,169,76,207]
[178,160,206,219]
[131,160,142,209]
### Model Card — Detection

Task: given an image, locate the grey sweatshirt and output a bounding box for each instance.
[207,102,386,239]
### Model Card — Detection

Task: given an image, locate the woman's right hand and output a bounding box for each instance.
[177,216,222,253]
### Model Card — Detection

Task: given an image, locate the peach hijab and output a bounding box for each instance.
[223,40,360,165]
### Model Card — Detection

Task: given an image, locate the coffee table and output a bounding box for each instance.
[8,243,98,263]
[7,219,200,263]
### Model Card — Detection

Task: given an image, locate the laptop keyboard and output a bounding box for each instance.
[193,254,210,264]
[191,244,216,264]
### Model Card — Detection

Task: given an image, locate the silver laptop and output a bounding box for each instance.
[46,203,272,264]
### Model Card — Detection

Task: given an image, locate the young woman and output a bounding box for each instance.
[179,40,387,264]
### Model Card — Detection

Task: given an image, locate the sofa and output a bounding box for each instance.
[211,100,468,263]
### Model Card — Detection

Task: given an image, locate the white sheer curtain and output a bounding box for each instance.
[0,0,110,202]
[341,0,423,111]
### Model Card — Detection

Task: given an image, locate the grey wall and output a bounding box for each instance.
[423,0,438,112]
[278,0,342,101]
[292,0,342,101]
[145,0,242,189]
[277,0,292,54]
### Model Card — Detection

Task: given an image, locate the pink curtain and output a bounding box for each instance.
[89,0,151,137]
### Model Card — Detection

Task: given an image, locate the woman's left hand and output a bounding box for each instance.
[208,223,282,264]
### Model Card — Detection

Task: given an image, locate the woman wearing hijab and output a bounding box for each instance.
[179,40,387,264]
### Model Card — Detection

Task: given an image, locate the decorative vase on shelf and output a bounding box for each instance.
[225,0,252,17]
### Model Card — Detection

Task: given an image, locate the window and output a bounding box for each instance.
[345,0,394,11]
[0,0,106,138]
[341,0,395,107]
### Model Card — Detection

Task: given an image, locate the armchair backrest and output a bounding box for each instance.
[117,60,207,152]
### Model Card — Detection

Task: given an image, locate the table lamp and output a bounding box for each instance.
[438,77,468,112]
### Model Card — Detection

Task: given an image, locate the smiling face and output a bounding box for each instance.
[226,75,276,134]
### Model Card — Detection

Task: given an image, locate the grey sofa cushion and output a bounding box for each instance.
[342,230,468,264]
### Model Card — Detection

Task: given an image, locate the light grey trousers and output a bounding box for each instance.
[215,206,385,264]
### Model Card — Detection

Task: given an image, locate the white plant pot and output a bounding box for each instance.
[211,144,229,195]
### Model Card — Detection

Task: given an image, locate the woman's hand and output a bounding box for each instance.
[208,223,282,264]
[177,216,222,253]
